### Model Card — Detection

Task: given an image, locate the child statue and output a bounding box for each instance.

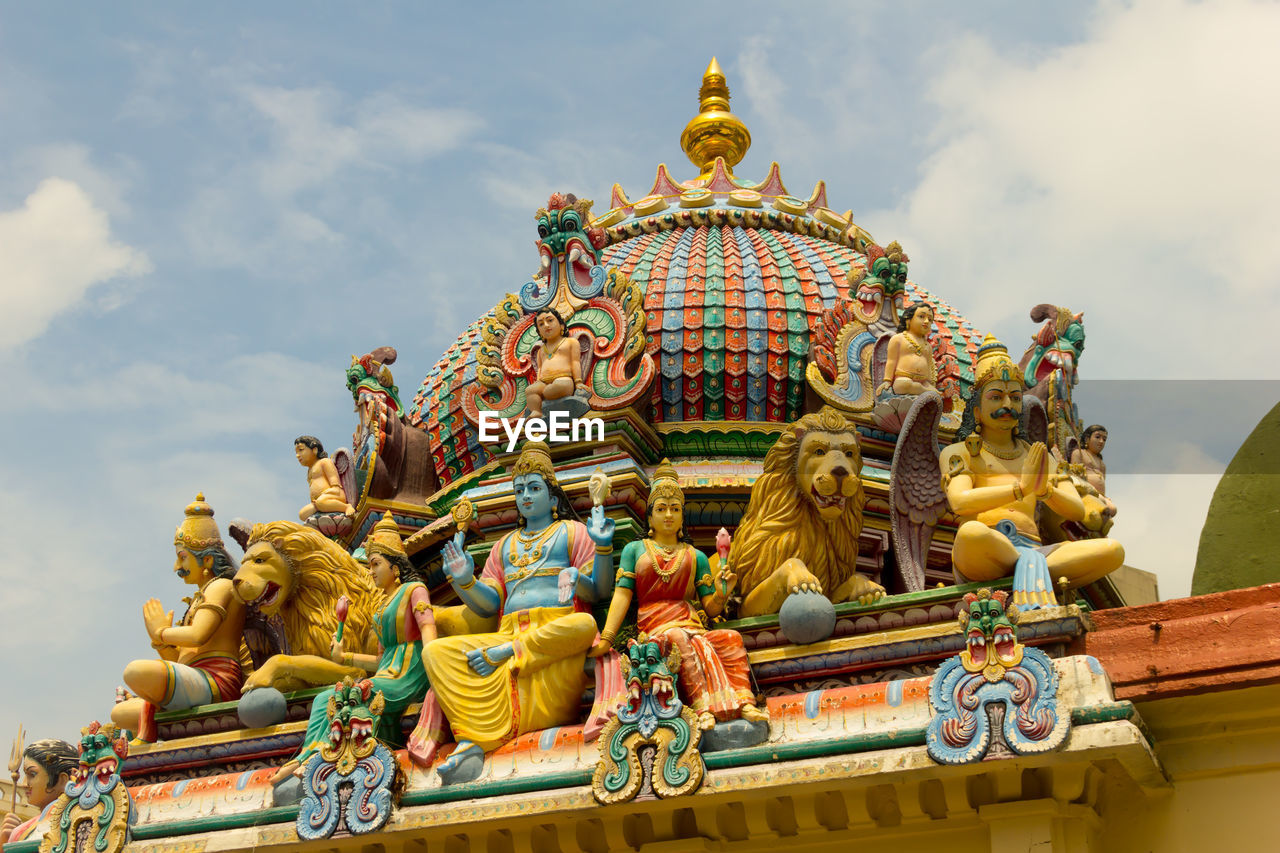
[1071,424,1110,497]
[590,461,768,728]
[423,440,614,782]
[525,308,586,418]
[111,494,247,743]
[877,304,937,397]
[270,512,437,784]
[295,435,354,521]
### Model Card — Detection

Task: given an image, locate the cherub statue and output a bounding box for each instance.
[590,461,767,730]
[0,739,77,846]
[111,494,247,743]
[940,337,1124,608]
[422,441,614,783]
[525,308,586,418]
[877,303,937,397]
[295,435,354,522]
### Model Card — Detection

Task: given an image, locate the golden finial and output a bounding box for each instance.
[680,57,751,177]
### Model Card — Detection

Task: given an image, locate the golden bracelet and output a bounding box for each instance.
[599,631,616,644]
[458,576,476,591]
[1011,482,1024,501]
[595,545,613,555]
[342,653,354,667]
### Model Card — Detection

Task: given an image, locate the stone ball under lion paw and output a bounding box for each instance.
[778,591,837,645]
[238,687,288,729]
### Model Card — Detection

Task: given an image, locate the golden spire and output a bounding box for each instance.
[680,57,751,177]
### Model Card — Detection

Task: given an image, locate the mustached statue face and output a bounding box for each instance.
[979,379,1024,430]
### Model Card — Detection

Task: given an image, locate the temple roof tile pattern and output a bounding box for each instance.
[408,226,983,486]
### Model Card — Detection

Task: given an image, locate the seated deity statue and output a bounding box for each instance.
[0,738,78,846]
[1071,425,1116,506]
[111,494,247,743]
[591,461,767,728]
[270,512,437,784]
[295,435,354,521]
[940,337,1124,609]
[422,440,614,781]
[877,304,938,397]
[525,308,585,418]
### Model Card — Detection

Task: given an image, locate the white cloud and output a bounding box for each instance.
[861,0,1280,378]
[1106,472,1220,600]
[0,178,151,352]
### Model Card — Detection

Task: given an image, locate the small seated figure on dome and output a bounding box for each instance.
[422,441,614,783]
[0,738,78,846]
[111,494,246,743]
[270,512,437,785]
[525,308,587,419]
[295,435,354,523]
[590,461,768,732]
[941,337,1124,609]
[877,304,938,397]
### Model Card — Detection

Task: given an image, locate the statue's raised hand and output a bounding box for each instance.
[143,598,174,642]
[442,530,475,588]
[587,504,615,546]
[1020,442,1052,500]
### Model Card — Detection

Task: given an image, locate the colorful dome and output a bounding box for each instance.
[409,60,985,487]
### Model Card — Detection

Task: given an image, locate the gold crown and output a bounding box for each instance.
[511,440,558,486]
[972,335,1023,389]
[364,511,406,559]
[174,492,223,551]
[649,459,684,505]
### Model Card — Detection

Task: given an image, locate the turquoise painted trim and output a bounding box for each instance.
[1069,701,1135,726]
[704,726,929,770]
[400,769,593,806]
[130,805,300,840]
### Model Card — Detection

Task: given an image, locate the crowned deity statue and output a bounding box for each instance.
[877,303,938,397]
[0,739,78,846]
[270,512,437,784]
[591,461,768,729]
[111,494,247,743]
[423,441,614,781]
[940,337,1124,608]
[525,308,586,419]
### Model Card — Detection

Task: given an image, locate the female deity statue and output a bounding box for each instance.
[271,511,436,784]
[424,440,614,781]
[877,304,937,397]
[1071,424,1109,496]
[591,461,767,728]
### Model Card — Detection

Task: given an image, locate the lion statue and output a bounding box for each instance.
[730,406,886,617]
[233,520,380,692]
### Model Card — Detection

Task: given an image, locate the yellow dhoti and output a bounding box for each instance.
[422,605,596,752]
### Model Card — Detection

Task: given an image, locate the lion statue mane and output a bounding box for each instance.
[236,521,379,686]
[730,406,876,616]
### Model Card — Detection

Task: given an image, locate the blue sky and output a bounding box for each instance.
[2,1,1278,745]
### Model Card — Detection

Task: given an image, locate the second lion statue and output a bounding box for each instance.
[730,406,886,617]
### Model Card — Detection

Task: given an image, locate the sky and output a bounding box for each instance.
[2,0,1278,747]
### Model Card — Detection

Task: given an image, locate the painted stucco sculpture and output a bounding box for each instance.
[941,336,1124,609]
[296,677,399,840]
[111,494,246,743]
[232,520,379,692]
[593,460,767,735]
[888,391,949,592]
[294,435,356,538]
[348,347,439,507]
[462,193,654,424]
[38,723,133,853]
[926,589,1069,764]
[0,740,76,847]
[729,406,885,620]
[423,441,614,784]
[592,637,706,805]
[1017,304,1086,458]
[273,512,436,784]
